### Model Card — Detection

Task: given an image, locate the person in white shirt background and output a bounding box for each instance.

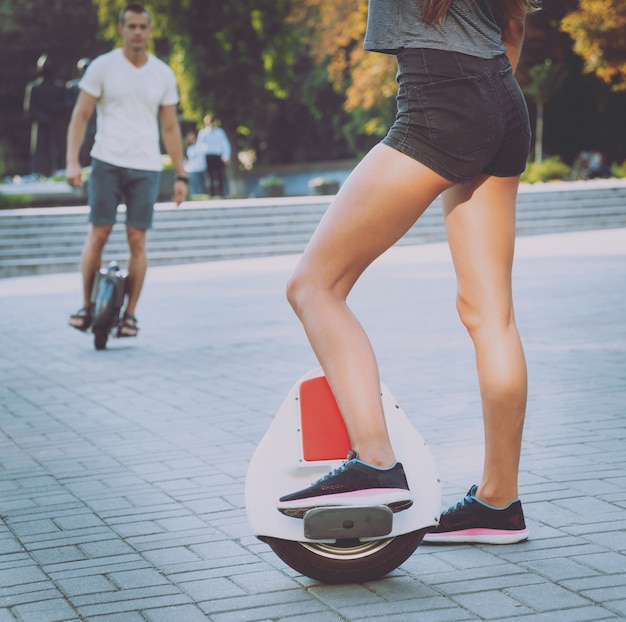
[184,130,207,197]
[197,114,231,198]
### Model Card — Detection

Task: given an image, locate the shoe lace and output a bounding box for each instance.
[314,461,350,484]
[311,452,357,485]
[442,494,470,516]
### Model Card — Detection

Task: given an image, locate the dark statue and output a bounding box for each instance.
[23,55,70,177]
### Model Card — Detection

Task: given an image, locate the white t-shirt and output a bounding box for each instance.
[80,48,179,171]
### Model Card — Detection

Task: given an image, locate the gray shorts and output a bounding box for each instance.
[383,49,532,184]
[88,158,160,229]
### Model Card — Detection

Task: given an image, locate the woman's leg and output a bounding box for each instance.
[442,174,527,507]
[287,144,453,468]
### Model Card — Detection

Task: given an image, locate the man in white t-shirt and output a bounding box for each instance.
[66,3,188,338]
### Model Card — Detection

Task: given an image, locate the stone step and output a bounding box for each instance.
[1,180,625,278]
[1,189,624,234]
[1,196,623,248]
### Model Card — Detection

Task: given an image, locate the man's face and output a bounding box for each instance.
[119,11,152,53]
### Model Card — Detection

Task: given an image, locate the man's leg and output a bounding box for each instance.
[72,157,120,312]
[206,155,222,197]
[205,156,214,196]
[216,160,225,197]
[124,225,148,318]
[69,224,113,330]
[81,224,113,306]
[120,165,158,332]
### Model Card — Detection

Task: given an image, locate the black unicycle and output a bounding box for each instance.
[90,261,128,350]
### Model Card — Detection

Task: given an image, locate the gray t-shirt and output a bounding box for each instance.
[365,0,507,58]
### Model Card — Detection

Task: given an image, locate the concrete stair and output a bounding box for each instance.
[1,180,625,278]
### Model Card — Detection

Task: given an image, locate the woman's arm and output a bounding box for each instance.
[502,14,526,72]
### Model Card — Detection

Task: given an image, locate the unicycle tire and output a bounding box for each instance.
[260,528,428,584]
[92,278,117,350]
[94,328,108,351]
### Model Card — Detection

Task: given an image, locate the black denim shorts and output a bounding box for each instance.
[382,48,531,184]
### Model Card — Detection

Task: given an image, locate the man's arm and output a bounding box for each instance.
[66,90,98,187]
[220,128,231,163]
[159,104,187,205]
[502,14,526,73]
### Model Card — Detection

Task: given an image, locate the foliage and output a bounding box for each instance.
[259,174,286,188]
[259,174,286,197]
[288,0,397,136]
[610,160,626,178]
[520,156,572,183]
[561,0,626,91]
[308,176,340,194]
[523,59,568,105]
[0,192,33,209]
[523,59,568,161]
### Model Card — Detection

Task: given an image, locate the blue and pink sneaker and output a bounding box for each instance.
[277,450,413,518]
[423,485,529,544]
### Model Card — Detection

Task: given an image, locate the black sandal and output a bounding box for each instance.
[69,306,92,332]
[117,313,139,337]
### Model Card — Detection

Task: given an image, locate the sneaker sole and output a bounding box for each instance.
[277,489,413,519]
[422,527,529,545]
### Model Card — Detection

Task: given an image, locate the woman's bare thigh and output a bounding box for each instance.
[294,144,453,297]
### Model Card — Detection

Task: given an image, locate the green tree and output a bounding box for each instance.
[288,0,397,139]
[506,0,625,163]
[561,0,626,92]
[523,60,567,162]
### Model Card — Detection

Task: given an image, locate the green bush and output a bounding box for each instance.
[259,175,286,197]
[521,156,571,183]
[259,174,285,189]
[610,160,626,178]
[308,176,340,195]
[0,192,32,209]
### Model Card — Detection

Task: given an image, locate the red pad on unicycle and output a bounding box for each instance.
[299,376,350,461]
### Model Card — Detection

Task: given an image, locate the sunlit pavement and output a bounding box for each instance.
[1,228,625,621]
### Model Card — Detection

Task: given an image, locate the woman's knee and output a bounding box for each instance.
[456,292,479,334]
[456,290,513,336]
[286,264,334,317]
[286,269,310,315]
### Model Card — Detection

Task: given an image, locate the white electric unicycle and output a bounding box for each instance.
[245,369,441,583]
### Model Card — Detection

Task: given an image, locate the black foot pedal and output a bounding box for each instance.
[303,505,393,540]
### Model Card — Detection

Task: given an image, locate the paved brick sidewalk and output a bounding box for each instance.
[1,228,625,621]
